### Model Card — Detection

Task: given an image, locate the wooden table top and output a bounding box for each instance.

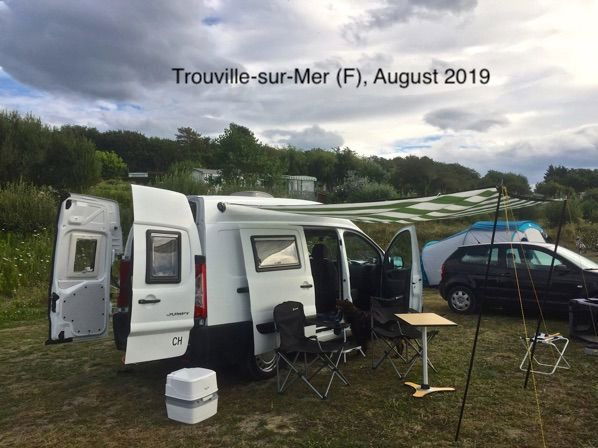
[395,312,458,327]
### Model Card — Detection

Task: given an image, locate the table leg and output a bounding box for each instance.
[422,326,429,389]
[404,325,454,398]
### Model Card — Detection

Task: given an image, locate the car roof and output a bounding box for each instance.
[459,241,554,249]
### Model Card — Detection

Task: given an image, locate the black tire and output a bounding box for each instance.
[447,285,476,314]
[243,350,277,380]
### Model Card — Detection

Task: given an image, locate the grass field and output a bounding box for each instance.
[0,291,596,448]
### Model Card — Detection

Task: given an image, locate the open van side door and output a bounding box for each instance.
[239,227,315,355]
[382,225,423,312]
[125,185,202,364]
[48,195,122,344]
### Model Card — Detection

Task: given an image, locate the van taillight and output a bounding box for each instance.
[194,256,207,319]
[117,259,132,309]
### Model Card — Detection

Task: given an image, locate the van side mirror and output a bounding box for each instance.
[389,255,404,269]
[554,264,569,274]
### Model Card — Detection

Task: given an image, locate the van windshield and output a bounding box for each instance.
[557,246,598,270]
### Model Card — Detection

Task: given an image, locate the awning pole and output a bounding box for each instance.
[455,184,503,442]
[523,197,567,389]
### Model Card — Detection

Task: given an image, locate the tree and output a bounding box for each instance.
[175,127,213,164]
[96,151,128,179]
[216,123,283,185]
[35,129,100,190]
[479,170,531,196]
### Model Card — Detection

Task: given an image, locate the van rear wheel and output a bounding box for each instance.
[244,350,277,380]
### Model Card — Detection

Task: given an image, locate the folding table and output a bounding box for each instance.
[395,312,457,398]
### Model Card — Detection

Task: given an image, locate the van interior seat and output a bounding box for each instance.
[310,243,339,314]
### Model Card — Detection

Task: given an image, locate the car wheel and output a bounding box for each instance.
[448,286,476,314]
[244,350,277,380]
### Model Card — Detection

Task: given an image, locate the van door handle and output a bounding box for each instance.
[138,298,161,304]
[300,283,313,289]
[237,286,249,294]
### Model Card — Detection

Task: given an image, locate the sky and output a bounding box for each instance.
[1,0,597,184]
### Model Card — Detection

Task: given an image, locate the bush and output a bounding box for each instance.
[151,169,209,196]
[0,230,53,298]
[331,172,398,203]
[0,181,58,232]
[544,200,581,227]
[96,151,128,179]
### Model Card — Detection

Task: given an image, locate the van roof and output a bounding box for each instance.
[190,195,320,207]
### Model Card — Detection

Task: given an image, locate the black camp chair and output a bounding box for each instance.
[370,296,438,378]
[273,301,350,399]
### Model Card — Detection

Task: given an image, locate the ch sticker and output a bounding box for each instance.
[172,336,183,346]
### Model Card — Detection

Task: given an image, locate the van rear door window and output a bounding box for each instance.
[146,231,181,283]
[251,236,301,272]
[72,237,99,277]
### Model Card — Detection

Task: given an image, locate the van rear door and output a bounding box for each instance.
[382,225,423,312]
[48,194,122,343]
[125,185,201,364]
[240,227,315,355]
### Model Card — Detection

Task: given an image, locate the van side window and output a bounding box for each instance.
[344,232,381,265]
[146,231,181,283]
[461,246,499,265]
[251,236,301,272]
[72,237,99,277]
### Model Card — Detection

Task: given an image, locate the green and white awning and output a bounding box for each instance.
[258,188,548,224]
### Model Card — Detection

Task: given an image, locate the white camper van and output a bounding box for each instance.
[48,185,422,379]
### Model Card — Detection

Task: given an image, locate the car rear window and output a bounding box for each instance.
[460,246,499,265]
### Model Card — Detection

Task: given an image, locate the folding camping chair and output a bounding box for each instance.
[273,301,350,400]
[370,296,438,378]
[519,332,570,376]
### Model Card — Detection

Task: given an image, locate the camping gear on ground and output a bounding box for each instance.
[569,298,598,344]
[273,301,352,400]
[422,220,546,286]
[370,297,438,379]
[165,368,218,424]
[519,333,570,376]
[584,344,598,356]
[396,312,458,398]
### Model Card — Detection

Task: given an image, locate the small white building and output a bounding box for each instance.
[191,168,317,198]
[192,168,221,183]
[282,175,317,197]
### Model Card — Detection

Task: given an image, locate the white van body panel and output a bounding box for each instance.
[191,199,361,327]
[48,195,122,342]
[400,226,423,312]
[125,185,202,364]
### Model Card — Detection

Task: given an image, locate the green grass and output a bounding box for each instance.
[0,292,596,447]
[0,230,53,298]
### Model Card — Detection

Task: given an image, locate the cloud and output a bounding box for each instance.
[393,124,598,183]
[262,125,344,150]
[344,0,477,42]
[424,108,509,132]
[0,0,234,100]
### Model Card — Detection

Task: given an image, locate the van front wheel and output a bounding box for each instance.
[244,350,277,380]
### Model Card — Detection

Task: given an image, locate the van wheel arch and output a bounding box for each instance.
[243,350,277,380]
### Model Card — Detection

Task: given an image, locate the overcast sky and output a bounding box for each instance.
[1,0,597,184]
